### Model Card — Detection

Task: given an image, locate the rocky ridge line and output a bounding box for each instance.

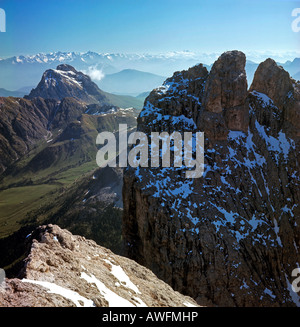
[0,224,198,307]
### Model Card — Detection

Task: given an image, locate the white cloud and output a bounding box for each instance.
[83,65,105,81]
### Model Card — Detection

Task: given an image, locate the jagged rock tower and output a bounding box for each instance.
[122,51,300,306]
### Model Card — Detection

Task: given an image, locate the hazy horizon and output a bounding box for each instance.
[0,0,299,63]
[1,49,299,65]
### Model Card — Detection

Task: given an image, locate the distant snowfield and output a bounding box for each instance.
[0,50,299,92]
[22,279,95,307]
[4,50,300,66]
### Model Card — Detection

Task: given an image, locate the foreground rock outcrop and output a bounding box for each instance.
[122,51,300,306]
[0,225,198,307]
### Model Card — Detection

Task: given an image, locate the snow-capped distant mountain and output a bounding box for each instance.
[4,50,209,66]
[0,52,118,91]
[25,63,110,104]
[0,51,207,93]
[0,51,299,93]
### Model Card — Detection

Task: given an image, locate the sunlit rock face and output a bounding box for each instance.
[0,224,198,307]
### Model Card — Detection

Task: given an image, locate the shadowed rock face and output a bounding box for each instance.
[250,58,293,110]
[250,58,300,139]
[0,97,51,173]
[0,225,198,307]
[203,50,248,113]
[122,51,300,306]
[200,50,249,138]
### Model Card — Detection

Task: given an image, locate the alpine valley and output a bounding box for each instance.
[0,63,139,271]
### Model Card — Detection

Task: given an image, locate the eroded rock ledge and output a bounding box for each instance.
[0,224,198,307]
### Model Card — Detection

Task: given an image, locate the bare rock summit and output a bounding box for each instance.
[0,225,198,307]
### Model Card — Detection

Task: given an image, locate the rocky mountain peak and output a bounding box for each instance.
[250,58,294,109]
[56,64,78,73]
[250,58,300,138]
[26,64,109,105]
[203,50,248,113]
[0,225,198,307]
[139,51,250,140]
[200,50,249,136]
[123,50,300,306]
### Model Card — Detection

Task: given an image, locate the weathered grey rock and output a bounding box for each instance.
[203,50,248,113]
[250,58,300,139]
[122,51,300,307]
[0,225,199,307]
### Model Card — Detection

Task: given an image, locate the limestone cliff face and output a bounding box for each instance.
[250,58,300,139]
[122,51,300,306]
[0,225,198,307]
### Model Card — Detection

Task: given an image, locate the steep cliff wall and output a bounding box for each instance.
[122,51,300,306]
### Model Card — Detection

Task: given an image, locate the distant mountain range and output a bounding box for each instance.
[0,51,201,92]
[1,51,299,96]
[97,69,166,96]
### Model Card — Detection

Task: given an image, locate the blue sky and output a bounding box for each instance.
[0,0,299,59]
